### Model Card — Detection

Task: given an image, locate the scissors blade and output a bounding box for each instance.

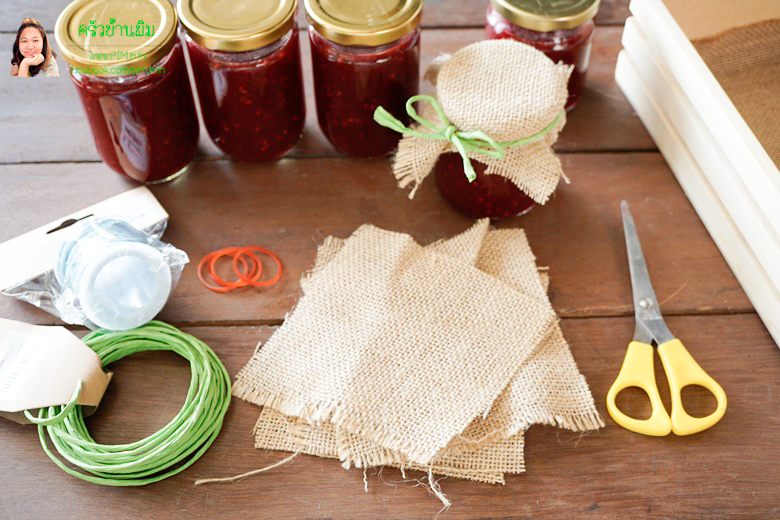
[621,201,675,344]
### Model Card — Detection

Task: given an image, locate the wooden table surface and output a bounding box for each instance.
[2,1,779,518]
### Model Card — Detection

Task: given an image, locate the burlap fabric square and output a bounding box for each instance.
[450,229,604,452]
[272,220,517,485]
[234,222,556,465]
[237,221,602,488]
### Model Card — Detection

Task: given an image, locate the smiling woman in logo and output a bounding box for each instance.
[11,18,60,77]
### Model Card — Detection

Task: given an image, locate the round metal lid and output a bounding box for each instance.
[304,0,422,46]
[491,0,599,32]
[178,0,297,52]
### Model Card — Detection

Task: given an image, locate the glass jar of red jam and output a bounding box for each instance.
[486,0,599,111]
[435,154,535,219]
[55,0,199,183]
[305,0,422,158]
[179,0,305,162]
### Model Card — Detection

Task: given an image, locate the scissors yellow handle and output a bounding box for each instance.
[606,339,727,436]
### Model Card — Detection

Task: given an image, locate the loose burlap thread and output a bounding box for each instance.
[693,19,780,169]
[235,220,602,492]
[391,39,572,203]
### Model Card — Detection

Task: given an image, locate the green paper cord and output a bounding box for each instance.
[24,379,83,426]
[373,94,563,182]
[26,321,231,486]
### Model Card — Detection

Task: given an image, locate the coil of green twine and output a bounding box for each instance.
[24,321,231,486]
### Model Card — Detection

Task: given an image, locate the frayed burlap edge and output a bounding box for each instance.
[254,407,515,485]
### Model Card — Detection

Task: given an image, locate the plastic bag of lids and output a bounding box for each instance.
[21,217,187,331]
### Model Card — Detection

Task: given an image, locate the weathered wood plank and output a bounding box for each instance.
[0,152,751,327]
[1,314,776,519]
[0,26,654,164]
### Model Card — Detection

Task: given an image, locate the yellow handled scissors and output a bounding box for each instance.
[606,201,727,436]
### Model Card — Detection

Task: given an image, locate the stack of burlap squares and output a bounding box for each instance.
[233,219,603,502]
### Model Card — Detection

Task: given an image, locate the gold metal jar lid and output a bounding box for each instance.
[55,0,177,76]
[178,0,297,52]
[304,0,422,47]
[491,0,599,32]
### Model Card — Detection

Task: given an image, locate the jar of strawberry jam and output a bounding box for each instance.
[179,0,305,162]
[486,0,599,110]
[55,0,199,183]
[435,154,536,219]
[305,0,422,158]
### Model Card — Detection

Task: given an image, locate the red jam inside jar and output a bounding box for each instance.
[309,26,420,158]
[435,153,535,219]
[69,41,199,183]
[486,3,595,110]
[185,27,306,162]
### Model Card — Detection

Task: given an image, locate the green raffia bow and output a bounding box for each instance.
[373,94,563,182]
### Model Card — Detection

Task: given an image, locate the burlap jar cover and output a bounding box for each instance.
[374,39,573,204]
[233,220,603,494]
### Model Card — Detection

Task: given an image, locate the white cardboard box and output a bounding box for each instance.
[621,17,780,291]
[615,51,780,345]
[630,0,780,199]
[618,0,780,345]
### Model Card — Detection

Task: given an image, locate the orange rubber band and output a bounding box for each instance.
[198,253,233,293]
[233,247,283,287]
[208,248,262,289]
[199,247,260,293]
[198,246,282,293]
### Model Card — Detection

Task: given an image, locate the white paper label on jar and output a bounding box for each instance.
[120,114,150,173]
[213,69,228,106]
